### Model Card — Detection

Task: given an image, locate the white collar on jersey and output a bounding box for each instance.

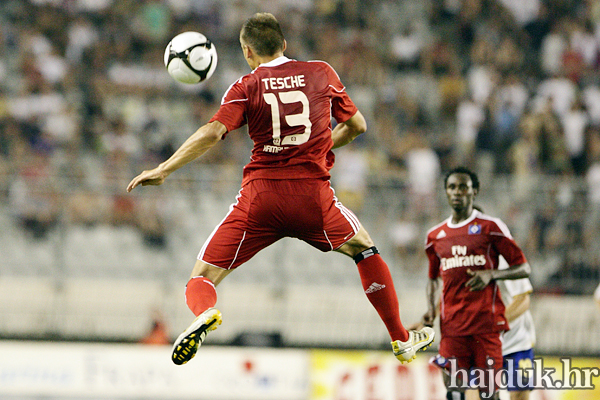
[258,56,292,68]
[446,209,480,229]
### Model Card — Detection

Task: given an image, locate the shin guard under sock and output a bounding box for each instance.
[185,276,217,317]
[354,247,409,342]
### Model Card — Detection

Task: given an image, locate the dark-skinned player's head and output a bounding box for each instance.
[443,166,480,191]
[444,167,479,216]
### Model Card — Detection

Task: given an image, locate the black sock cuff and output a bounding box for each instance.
[353,246,379,264]
[446,391,465,400]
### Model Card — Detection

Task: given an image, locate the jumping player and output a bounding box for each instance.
[127,13,434,366]
[420,167,531,400]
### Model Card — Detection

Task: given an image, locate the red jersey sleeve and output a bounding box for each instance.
[492,233,527,267]
[320,62,358,123]
[209,78,248,133]
[487,219,527,267]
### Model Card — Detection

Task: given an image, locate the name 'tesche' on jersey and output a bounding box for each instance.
[261,74,306,90]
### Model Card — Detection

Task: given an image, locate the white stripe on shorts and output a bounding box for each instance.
[197,188,244,265]
[329,182,360,234]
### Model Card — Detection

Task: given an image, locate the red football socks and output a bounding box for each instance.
[356,250,409,342]
[185,276,217,316]
[185,251,409,342]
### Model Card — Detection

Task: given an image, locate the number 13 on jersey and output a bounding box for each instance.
[263,91,312,146]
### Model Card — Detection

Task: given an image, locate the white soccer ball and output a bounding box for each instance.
[164,32,217,84]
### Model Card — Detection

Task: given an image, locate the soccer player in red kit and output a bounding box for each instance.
[419,167,531,400]
[127,13,434,366]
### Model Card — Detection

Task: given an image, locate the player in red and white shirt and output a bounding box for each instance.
[420,167,531,400]
[128,13,434,366]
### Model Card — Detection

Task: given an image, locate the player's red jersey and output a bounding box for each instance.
[209,56,358,186]
[425,210,527,337]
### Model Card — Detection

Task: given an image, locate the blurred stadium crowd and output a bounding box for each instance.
[1,0,600,295]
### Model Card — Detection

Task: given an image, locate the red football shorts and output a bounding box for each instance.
[198,178,360,270]
[439,333,503,393]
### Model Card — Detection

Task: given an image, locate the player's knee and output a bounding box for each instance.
[336,227,376,259]
[355,227,375,248]
[346,226,374,250]
[191,260,231,285]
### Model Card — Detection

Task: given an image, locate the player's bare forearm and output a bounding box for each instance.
[466,262,531,291]
[127,121,227,192]
[331,110,366,149]
[423,278,439,326]
[331,124,354,149]
[492,262,531,281]
[160,121,226,174]
[504,292,530,322]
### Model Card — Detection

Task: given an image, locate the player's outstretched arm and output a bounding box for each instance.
[331,110,367,149]
[127,121,227,192]
[465,262,531,292]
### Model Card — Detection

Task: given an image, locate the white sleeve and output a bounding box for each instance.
[498,256,510,270]
[595,283,600,302]
[502,278,533,297]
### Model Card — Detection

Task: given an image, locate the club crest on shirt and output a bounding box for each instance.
[468,223,481,235]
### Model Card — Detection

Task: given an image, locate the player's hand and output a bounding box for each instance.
[465,268,493,291]
[422,309,436,327]
[126,167,167,192]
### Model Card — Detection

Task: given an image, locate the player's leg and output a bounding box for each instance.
[465,390,477,400]
[504,349,534,400]
[185,260,231,313]
[315,180,433,362]
[184,180,280,316]
[438,336,473,400]
[509,392,529,400]
[338,226,434,362]
[172,260,229,365]
[336,225,412,342]
[172,183,280,365]
[440,361,468,399]
[478,392,500,400]
[473,333,503,400]
[442,365,467,400]
[446,384,467,400]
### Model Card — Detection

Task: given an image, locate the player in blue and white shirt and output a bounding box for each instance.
[497,257,536,400]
